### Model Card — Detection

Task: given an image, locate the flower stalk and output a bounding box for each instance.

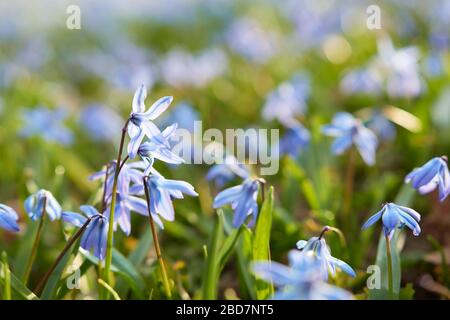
[102,119,130,295]
[23,196,47,285]
[143,176,172,299]
[1,252,11,300]
[385,234,394,298]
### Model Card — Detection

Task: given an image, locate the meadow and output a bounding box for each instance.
[0,0,449,300]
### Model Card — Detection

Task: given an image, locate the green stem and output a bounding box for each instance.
[34,216,93,297]
[143,176,172,299]
[102,119,129,298]
[23,197,47,285]
[385,234,394,299]
[343,147,356,217]
[2,252,11,300]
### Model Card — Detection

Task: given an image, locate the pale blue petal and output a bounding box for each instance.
[144,96,173,120]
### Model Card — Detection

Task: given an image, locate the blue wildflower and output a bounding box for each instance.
[206,154,250,187]
[367,110,396,141]
[322,112,378,165]
[24,189,62,221]
[90,161,146,203]
[252,250,354,300]
[279,124,310,158]
[262,73,310,127]
[20,106,74,145]
[362,202,421,239]
[213,178,260,228]
[127,84,173,159]
[405,156,449,202]
[340,68,383,96]
[296,228,356,280]
[0,204,20,232]
[79,104,123,142]
[62,206,108,260]
[144,174,198,228]
[136,123,184,167]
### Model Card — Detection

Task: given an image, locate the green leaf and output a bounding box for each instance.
[399,283,415,300]
[217,227,242,273]
[202,210,224,300]
[13,221,39,279]
[116,228,153,297]
[81,249,146,299]
[236,226,256,299]
[252,186,274,300]
[369,230,402,299]
[40,242,77,300]
[0,260,39,300]
[285,157,320,210]
[112,249,147,299]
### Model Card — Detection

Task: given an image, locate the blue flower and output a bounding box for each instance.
[213,178,260,228]
[262,73,310,127]
[279,124,310,158]
[252,250,354,300]
[20,106,74,145]
[79,104,123,142]
[405,156,449,202]
[90,161,146,203]
[136,123,184,167]
[362,202,421,239]
[62,206,108,261]
[112,193,149,236]
[322,112,378,165]
[206,154,250,187]
[367,111,396,141]
[144,174,198,228]
[296,232,356,280]
[340,68,382,95]
[0,204,20,232]
[90,161,151,234]
[24,189,62,221]
[127,84,173,159]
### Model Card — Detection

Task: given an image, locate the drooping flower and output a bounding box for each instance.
[24,189,62,221]
[79,104,123,142]
[0,204,19,232]
[127,84,173,159]
[262,73,310,127]
[252,250,354,300]
[213,178,260,228]
[405,156,449,202]
[279,124,310,158]
[225,18,279,63]
[296,230,356,280]
[366,110,396,141]
[340,67,383,96]
[160,48,227,88]
[362,202,421,239]
[136,123,184,166]
[206,154,250,187]
[20,106,74,145]
[90,161,150,234]
[322,112,378,165]
[90,161,146,203]
[111,192,149,236]
[144,174,198,228]
[62,206,108,260]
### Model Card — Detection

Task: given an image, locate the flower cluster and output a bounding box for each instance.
[253,250,354,300]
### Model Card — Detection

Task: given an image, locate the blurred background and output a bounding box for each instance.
[0,0,449,299]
